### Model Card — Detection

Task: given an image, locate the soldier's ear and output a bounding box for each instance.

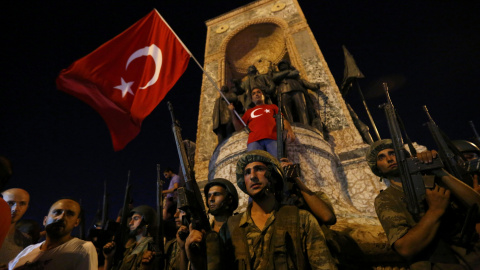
[43,216,48,227]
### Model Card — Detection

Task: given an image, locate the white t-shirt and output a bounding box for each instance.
[8,237,97,270]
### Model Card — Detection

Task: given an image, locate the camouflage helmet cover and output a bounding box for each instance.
[451,140,480,155]
[130,205,157,227]
[236,150,285,194]
[365,139,394,177]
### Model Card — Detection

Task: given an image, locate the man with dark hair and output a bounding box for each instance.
[369,139,480,269]
[186,150,336,269]
[0,188,32,266]
[163,168,184,220]
[228,87,295,157]
[103,205,157,270]
[204,178,239,232]
[9,198,97,269]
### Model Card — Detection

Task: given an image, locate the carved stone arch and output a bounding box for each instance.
[220,18,290,83]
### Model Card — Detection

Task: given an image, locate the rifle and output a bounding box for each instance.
[168,102,211,237]
[149,164,165,269]
[423,105,473,186]
[103,171,132,267]
[101,180,109,230]
[380,83,443,217]
[469,121,480,143]
[275,87,285,160]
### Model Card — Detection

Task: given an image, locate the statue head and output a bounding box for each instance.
[247,65,258,75]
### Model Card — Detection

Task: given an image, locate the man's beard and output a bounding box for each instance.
[129,225,145,237]
[45,220,67,239]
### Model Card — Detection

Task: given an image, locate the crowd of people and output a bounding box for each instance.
[2,62,480,269]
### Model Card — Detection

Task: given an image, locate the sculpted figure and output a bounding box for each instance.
[233,65,276,110]
[272,60,324,129]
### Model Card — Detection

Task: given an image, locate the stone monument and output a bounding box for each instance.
[195,0,406,267]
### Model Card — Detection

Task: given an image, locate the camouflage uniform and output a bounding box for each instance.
[165,238,181,270]
[220,203,337,270]
[117,237,153,270]
[375,184,480,269]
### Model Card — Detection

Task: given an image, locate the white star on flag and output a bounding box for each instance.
[114,78,135,98]
[265,109,270,113]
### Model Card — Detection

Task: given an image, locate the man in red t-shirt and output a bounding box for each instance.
[229,87,295,157]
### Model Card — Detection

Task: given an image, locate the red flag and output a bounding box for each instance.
[56,9,190,151]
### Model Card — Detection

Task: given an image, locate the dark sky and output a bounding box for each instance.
[1,1,479,234]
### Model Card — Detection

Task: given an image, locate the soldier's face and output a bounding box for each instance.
[244,162,269,197]
[129,213,144,232]
[174,209,186,228]
[207,185,229,214]
[376,148,397,174]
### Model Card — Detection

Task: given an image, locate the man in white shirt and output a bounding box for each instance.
[8,198,97,270]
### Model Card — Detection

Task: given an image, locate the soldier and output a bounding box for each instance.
[204,178,239,232]
[0,188,32,267]
[452,140,480,193]
[103,205,157,270]
[186,150,337,269]
[164,208,188,270]
[369,139,480,268]
[9,198,97,269]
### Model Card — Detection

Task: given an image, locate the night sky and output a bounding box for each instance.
[2,1,479,235]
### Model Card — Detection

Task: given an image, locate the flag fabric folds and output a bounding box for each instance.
[340,45,365,96]
[56,9,190,151]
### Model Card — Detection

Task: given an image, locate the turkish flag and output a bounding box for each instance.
[56,9,190,151]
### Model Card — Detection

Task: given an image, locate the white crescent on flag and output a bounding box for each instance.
[126,44,163,89]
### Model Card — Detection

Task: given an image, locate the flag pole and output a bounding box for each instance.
[154,9,249,132]
[354,80,381,140]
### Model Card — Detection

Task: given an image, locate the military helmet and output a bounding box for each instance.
[365,139,394,177]
[451,140,480,155]
[236,150,284,194]
[130,205,157,227]
[204,178,239,212]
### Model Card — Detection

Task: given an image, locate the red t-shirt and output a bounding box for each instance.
[242,104,278,144]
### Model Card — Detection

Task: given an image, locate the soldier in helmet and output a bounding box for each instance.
[204,178,239,232]
[103,205,157,270]
[186,150,336,269]
[369,139,480,268]
[452,140,480,192]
